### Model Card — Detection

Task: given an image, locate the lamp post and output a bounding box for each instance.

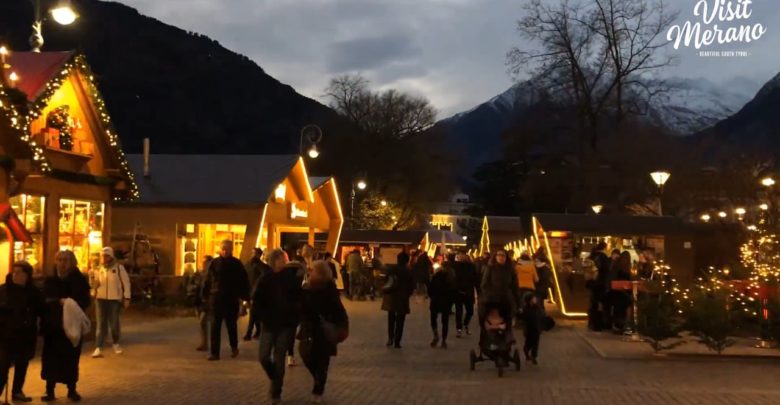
[349,178,367,229]
[650,171,670,216]
[299,124,323,159]
[29,0,79,52]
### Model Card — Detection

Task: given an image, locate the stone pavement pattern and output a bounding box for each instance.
[15,299,780,404]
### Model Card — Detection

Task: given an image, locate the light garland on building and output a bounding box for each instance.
[0,53,139,200]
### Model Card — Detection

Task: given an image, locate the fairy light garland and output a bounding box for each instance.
[0,53,139,200]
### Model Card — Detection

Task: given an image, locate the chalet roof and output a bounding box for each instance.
[127,154,299,205]
[428,229,467,246]
[533,213,687,235]
[7,51,73,102]
[310,176,330,191]
[485,216,524,232]
[337,230,427,245]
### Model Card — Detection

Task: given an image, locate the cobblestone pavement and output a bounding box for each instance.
[14,298,780,404]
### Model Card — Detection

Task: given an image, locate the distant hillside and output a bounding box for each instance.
[0,0,340,154]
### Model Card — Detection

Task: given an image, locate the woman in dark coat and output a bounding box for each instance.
[41,250,91,402]
[413,252,432,297]
[0,261,44,402]
[298,261,348,403]
[428,262,455,348]
[381,254,414,348]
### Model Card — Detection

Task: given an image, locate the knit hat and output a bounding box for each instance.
[102,246,115,258]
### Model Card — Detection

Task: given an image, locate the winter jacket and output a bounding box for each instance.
[346,252,363,275]
[202,255,250,311]
[453,261,479,299]
[428,268,456,313]
[91,263,131,301]
[299,281,348,358]
[253,267,303,328]
[381,265,414,314]
[481,263,521,311]
[0,275,45,361]
[413,255,433,284]
[515,260,539,291]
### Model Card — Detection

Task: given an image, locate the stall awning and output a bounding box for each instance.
[0,203,32,243]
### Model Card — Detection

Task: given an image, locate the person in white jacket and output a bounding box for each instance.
[90,247,131,358]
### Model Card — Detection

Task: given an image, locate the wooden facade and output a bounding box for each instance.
[0,52,136,279]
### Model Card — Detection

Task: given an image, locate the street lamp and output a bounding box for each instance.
[735,207,746,220]
[299,124,323,159]
[591,204,603,214]
[29,0,79,52]
[650,171,670,215]
[700,214,711,223]
[350,178,367,228]
[718,211,727,219]
[761,177,775,188]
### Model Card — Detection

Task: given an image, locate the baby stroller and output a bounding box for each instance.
[469,299,522,377]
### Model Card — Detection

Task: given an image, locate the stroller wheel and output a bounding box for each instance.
[469,349,477,371]
[513,349,522,371]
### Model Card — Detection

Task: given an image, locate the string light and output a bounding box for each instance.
[0,53,139,200]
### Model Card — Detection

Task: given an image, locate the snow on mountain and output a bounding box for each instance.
[647,77,759,135]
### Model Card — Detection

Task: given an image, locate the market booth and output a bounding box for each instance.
[112,154,343,277]
[512,213,694,317]
[0,51,137,277]
[332,230,427,265]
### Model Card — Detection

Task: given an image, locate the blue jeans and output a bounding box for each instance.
[259,326,296,399]
[95,299,122,349]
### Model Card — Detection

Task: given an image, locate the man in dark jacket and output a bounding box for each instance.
[244,248,269,341]
[452,251,478,337]
[202,240,250,360]
[428,260,455,348]
[254,249,303,404]
[0,262,44,403]
[381,253,414,348]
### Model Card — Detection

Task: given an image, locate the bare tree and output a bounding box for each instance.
[507,0,676,149]
[325,74,437,139]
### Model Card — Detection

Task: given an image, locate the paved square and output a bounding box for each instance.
[14,299,780,404]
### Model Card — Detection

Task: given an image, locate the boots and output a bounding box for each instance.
[430,329,439,347]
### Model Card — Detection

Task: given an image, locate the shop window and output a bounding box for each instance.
[9,194,45,274]
[59,199,104,271]
[178,224,246,275]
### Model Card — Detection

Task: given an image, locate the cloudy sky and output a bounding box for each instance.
[121,0,780,118]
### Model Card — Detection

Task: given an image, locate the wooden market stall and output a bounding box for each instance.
[478,216,524,255]
[330,230,427,265]
[0,51,137,277]
[517,213,694,317]
[111,154,343,277]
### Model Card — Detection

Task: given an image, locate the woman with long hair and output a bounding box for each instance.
[41,250,91,402]
[298,261,348,403]
[480,249,521,316]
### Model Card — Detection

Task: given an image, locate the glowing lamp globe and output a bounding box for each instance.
[51,1,78,25]
[761,177,776,187]
[357,180,367,190]
[307,145,319,159]
[760,204,769,211]
[718,211,727,218]
[735,208,746,216]
[591,204,603,214]
[700,214,711,222]
[650,171,671,187]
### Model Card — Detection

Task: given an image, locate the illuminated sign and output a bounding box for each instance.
[290,202,308,219]
[275,184,286,201]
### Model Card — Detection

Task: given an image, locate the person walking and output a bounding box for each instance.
[254,249,303,404]
[90,247,131,358]
[345,249,362,300]
[41,250,91,402]
[515,253,539,303]
[533,254,552,315]
[298,261,348,403]
[0,262,44,403]
[193,256,213,351]
[381,253,414,348]
[452,251,478,337]
[586,242,610,331]
[244,249,268,341]
[413,252,433,299]
[480,249,521,320]
[521,293,543,365]
[428,258,455,348]
[202,240,250,361]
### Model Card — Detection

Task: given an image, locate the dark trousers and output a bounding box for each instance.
[455,295,474,330]
[244,306,261,338]
[302,352,331,396]
[342,271,350,298]
[430,309,450,341]
[387,312,406,345]
[587,288,603,330]
[523,330,540,359]
[45,380,76,396]
[210,305,239,357]
[259,326,296,399]
[0,354,28,394]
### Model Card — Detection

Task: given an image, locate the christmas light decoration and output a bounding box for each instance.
[0,53,139,200]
